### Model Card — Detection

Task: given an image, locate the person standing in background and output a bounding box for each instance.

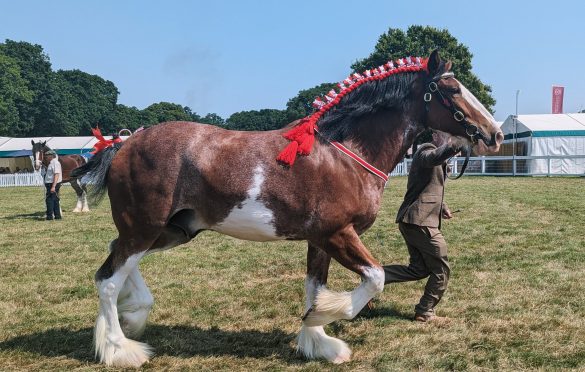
[44,150,62,220]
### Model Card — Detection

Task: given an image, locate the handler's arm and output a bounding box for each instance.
[51,172,60,192]
[418,145,459,167]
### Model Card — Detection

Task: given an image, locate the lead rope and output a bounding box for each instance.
[447,145,471,180]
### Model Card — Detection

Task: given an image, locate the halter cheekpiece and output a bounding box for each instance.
[423,72,496,147]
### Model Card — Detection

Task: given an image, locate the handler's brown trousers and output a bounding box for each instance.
[383,222,450,317]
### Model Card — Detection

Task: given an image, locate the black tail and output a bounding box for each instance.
[71,142,124,204]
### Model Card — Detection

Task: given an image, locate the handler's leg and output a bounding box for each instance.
[412,227,450,318]
[383,222,431,284]
[45,183,54,220]
[53,183,62,219]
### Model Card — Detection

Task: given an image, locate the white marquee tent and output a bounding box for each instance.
[0,135,123,172]
[499,113,585,174]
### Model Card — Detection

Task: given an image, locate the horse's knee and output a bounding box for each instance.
[363,266,384,295]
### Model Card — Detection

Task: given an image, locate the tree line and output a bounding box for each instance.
[0,26,495,137]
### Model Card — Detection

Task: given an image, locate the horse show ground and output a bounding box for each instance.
[0,177,584,371]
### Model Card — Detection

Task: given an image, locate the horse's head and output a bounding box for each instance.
[424,50,503,154]
[31,140,48,171]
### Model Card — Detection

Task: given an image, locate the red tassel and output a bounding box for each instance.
[297,133,315,155]
[276,141,299,166]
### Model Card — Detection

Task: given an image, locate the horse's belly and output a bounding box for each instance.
[207,165,284,242]
[210,201,281,242]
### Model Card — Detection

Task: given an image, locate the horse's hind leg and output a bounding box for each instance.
[297,244,351,364]
[303,225,384,328]
[117,255,154,339]
[70,178,88,212]
[115,221,192,339]
[94,238,154,367]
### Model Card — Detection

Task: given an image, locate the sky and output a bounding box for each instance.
[1,0,584,122]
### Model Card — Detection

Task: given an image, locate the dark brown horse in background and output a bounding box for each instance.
[31,140,89,212]
[73,50,503,367]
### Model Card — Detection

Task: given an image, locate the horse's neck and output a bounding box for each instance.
[348,110,423,175]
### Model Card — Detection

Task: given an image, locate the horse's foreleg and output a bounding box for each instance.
[303,226,384,327]
[94,241,153,368]
[298,244,351,364]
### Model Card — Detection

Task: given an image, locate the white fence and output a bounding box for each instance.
[391,155,585,177]
[1,155,583,187]
[0,172,44,187]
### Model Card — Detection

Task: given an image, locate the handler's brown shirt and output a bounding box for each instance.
[396,143,458,228]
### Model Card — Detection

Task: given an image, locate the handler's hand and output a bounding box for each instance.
[50,187,56,193]
[442,208,453,219]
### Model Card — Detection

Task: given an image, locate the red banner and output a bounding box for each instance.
[552,86,564,114]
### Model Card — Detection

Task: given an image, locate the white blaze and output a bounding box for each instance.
[212,165,279,241]
[457,79,499,129]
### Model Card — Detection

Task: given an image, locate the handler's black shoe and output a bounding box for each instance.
[46,217,54,220]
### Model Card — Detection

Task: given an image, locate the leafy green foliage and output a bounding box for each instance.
[0,27,496,136]
[0,40,52,135]
[284,82,337,122]
[141,102,194,124]
[351,25,496,112]
[0,53,33,136]
[226,109,288,131]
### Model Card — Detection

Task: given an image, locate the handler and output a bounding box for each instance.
[383,131,463,322]
[44,150,62,220]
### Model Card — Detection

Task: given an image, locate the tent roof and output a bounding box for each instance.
[0,135,125,152]
[501,113,585,138]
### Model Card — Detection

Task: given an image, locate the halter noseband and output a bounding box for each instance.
[424,72,496,147]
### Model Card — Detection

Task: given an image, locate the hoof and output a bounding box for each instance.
[297,325,352,364]
[95,314,153,367]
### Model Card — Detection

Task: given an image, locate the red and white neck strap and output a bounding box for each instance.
[316,129,389,183]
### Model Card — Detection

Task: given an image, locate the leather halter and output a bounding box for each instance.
[423,72,497,147]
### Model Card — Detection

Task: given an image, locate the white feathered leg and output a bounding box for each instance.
[81,191,90,212]
[303,266,384,327]
[117,265,154,339]
[94,252,153,367]
[297,277,352,364]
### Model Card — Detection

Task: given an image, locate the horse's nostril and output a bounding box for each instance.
[495,131,504,145]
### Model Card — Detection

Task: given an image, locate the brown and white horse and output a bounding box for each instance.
[72,51,503,367]
[31,140,89,212]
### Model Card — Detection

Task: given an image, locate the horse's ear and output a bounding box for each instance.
[427,49,442,76]
[42,141,46,146]
[31,140,35,146]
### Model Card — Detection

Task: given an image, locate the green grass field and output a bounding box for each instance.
[0,177,584,371]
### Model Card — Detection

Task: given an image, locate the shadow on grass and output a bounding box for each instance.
[357,304,413,321]
[1,211,46,220]
[0,324,298,363]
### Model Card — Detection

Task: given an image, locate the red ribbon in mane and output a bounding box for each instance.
[277,57,428,166]
[91,127,123,154]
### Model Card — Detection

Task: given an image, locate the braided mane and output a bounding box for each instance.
[277,57,428,166]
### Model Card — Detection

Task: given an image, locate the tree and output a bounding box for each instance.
[0,40,53,135]
[37,70,118,136]
[226,109,288,131]
[141,102,194,125]
[198,113,225,126]
[0,53,33,136]
[351,25,496,112]
[100,104,144,134]
[285,83,337,122]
